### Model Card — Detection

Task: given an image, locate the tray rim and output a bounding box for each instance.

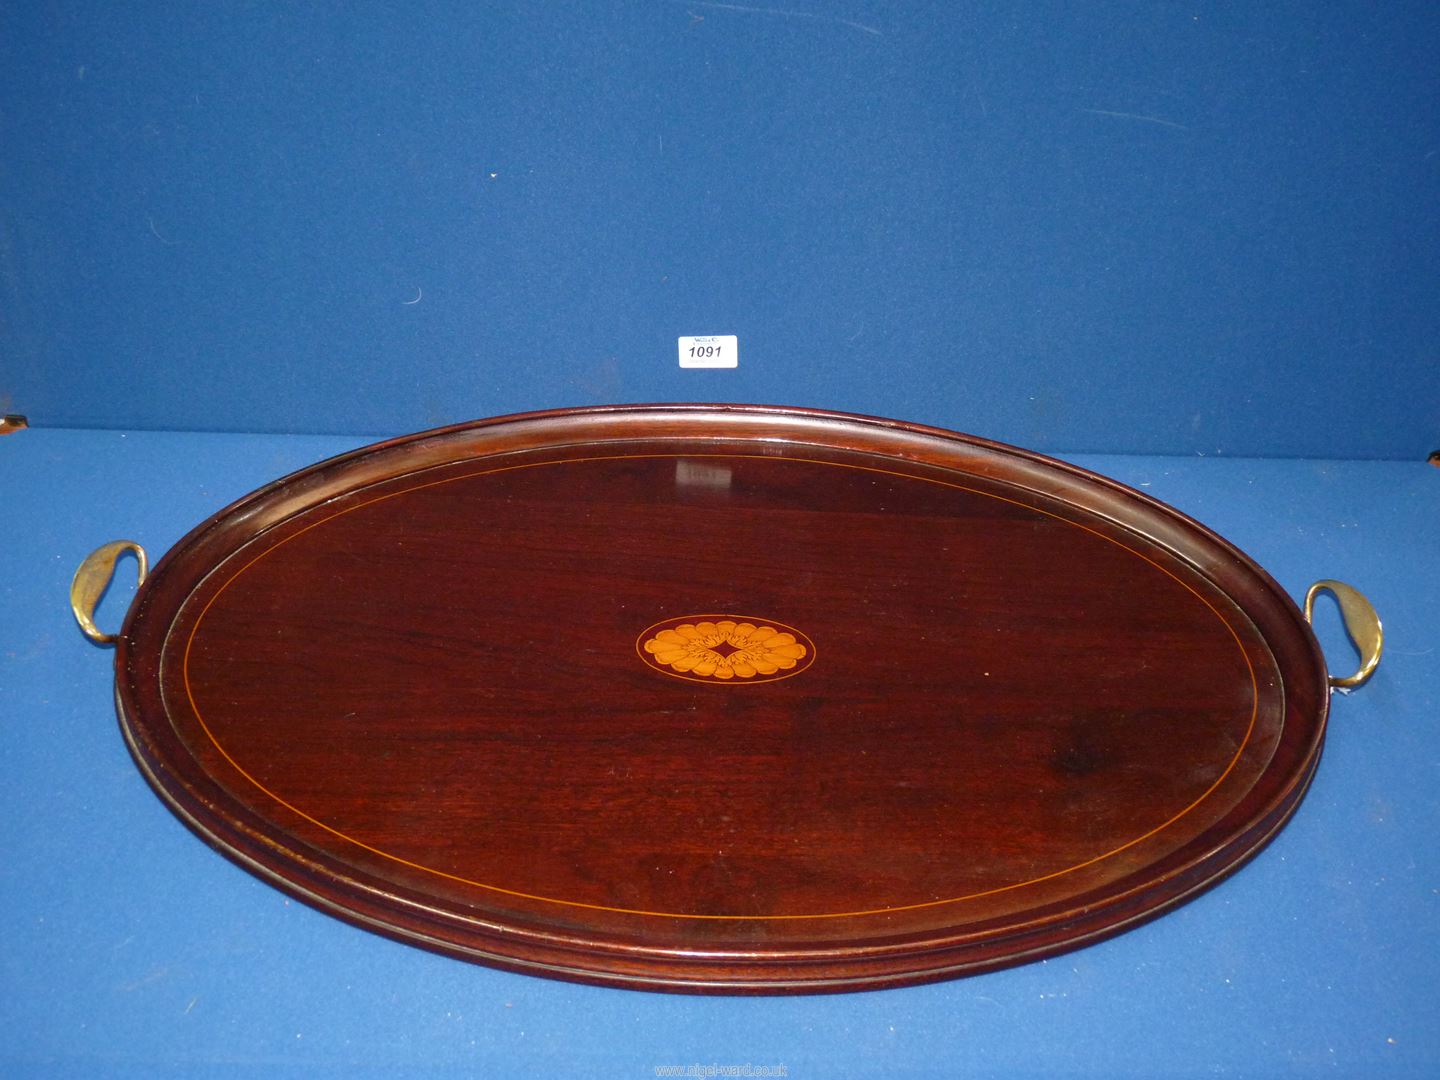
[109,403,1332,993]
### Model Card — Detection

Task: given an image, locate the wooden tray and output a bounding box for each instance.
[72,405,1382,993]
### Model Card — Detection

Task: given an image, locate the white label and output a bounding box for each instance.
[678,335,737,368]
[674,460,733,490]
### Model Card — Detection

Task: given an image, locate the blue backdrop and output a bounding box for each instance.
[4,8,1440,1074]
[2,2,1436,457]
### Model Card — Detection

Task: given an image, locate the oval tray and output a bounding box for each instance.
[94,405,1348,992]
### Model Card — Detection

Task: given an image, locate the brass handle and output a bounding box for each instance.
[1303,580,1383,690]
[70,540,149,646]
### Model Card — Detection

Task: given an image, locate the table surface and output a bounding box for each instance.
[4,427,1436,1078]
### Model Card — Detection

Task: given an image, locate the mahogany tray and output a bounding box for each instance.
[71,405,1382,993]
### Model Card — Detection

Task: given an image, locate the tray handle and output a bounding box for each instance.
[70,540,148,646]
[1303,580,1383,690]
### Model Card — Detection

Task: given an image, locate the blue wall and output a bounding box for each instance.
[2,2,1436,457]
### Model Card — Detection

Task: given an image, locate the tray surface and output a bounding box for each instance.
[113,405,1329,992]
